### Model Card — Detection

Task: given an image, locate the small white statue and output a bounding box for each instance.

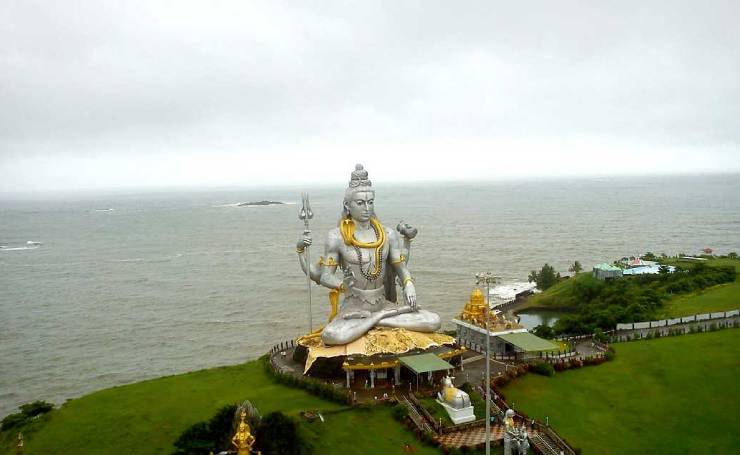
[435,375,475,424]
[437,375,471,409]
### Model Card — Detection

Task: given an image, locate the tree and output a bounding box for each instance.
[568,261,583,275]
[641,252,657,261]
[529,263,559,290]
[256,412,302,455]
[533,324,554,339]
[172,404,238,455]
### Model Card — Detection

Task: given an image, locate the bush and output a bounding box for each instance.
[19,401,54,418]
[531,362,555,377]
[172,404,238,455]
[533,324,554,339]
[1,400,55,432]
[255,412,303,455]
[0,413,28,432]
[391,404,408,422]
[261,356,350,405]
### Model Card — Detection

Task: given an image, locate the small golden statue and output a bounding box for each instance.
[232,410,260,455]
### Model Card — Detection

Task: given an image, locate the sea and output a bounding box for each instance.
[1,175,738,416]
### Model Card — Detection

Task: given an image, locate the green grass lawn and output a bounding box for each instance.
[501,329,740,454]
[302,407,442,455]
[659,281,740,317]
[0,361,441,455]
[661,257,740,273]
[520,273,593,310]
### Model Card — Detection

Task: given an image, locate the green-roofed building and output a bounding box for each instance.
[592,262,623,281]
[399,353,454,374]
[399,353,454,388]
[496,332,558,352]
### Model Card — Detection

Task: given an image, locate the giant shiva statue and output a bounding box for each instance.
[297,164,441,345]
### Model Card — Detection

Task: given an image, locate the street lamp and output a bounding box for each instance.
[475,272,501,455]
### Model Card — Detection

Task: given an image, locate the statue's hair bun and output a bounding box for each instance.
[349,164,372,188]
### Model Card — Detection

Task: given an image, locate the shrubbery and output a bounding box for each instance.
[1,400,54,432]
[172,405,238,455]
[261,356,350,405]
[531,362,555,376]
[552,265,735,336]
[173,406,303,455]
[255,412,303,455]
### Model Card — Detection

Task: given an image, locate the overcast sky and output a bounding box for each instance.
[1,1,739,192]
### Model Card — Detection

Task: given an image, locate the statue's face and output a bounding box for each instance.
[346,191,375,222]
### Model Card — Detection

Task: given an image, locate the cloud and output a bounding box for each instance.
[1,1,739,191]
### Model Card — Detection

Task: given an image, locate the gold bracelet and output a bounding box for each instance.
[403,277,415,287]
[391,255,406,265]
[296,247,305,254]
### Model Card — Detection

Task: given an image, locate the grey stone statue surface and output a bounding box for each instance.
[297,164,441,345]
[503,409,530,455]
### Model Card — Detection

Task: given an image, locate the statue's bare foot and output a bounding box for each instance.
[342,310,372,320]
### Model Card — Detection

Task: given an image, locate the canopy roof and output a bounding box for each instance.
[399,353,453,374]
[497,332,558,352]
[593,263,622,272]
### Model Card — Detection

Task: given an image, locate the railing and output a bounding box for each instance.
[268,339,296,355]
[408,393,442,432]
[613,310,739,342]
[616,310,738,331]
[401,395,432,433]
[492,393,577,455]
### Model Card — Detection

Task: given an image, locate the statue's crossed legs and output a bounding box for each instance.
[321,288,441,345]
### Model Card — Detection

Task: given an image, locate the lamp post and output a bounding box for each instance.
[475,272,501,455]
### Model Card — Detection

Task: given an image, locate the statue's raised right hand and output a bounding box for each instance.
[296,230,312,250]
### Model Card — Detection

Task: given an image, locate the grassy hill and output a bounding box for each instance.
[521,258,739,319]
[501,329,740,454]
[0,361,441,455]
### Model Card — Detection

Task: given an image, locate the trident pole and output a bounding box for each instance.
[299,193,314,332]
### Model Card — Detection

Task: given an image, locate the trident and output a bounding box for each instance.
[299,192,314,332]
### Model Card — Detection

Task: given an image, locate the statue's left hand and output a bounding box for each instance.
[403,282,417,310]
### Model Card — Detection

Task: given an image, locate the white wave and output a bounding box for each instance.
[213,201,296,208]
[1,241,42,252]
[488,281,538,306]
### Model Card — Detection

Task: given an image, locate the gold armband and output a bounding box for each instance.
[296,246,305,254]
[391,255,406,265]
[319,256,338,267]
[403,277,415,288]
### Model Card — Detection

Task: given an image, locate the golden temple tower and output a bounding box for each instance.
[459,288,495,327]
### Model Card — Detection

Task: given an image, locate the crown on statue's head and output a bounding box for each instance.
[348,164,372,188]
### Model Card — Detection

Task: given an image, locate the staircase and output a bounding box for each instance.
[529,431,561,455]
[400,395,432,433]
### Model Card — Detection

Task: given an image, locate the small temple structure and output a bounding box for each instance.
[453,289,557,358]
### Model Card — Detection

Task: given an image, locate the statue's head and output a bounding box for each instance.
[343,164,375,222]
